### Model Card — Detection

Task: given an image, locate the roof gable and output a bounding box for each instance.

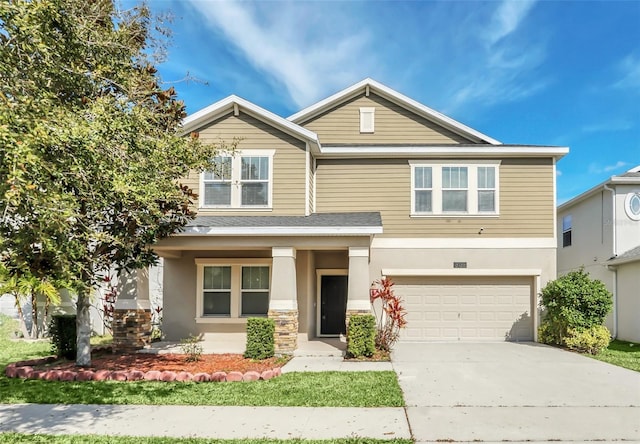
[288,78,501,145]
[181,95,319,150]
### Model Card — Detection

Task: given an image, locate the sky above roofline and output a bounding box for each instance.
[128,0,640,205]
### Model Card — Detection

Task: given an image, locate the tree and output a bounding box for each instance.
[0,0,224,365]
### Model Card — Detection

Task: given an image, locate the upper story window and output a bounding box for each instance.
[410,161,500,216]
[624,192,640,221]
[562,215,572,247]
[201,150,274,209]
[360,107,375,133]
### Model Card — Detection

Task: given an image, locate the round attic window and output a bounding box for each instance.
[625,192,640,221]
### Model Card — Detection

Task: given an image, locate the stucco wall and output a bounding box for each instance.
[616,261,640,343]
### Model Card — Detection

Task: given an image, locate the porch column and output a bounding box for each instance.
[268,247,298,354]
[113,268,152,352]
[346,247,372,328]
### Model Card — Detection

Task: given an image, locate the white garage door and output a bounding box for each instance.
[393,276,533,341]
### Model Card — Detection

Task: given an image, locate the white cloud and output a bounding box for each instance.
[614,53,640,91]
[588,161,629,174]
[556,170,562,177]
[604,161,629,172]
[485,0,537,46]
[582,120,634,134]
[185,0,373,108]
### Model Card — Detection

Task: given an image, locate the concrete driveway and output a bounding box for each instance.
[392,342,640,443]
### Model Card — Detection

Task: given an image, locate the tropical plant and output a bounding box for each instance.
[0,0,228,366]
[538,268,612,346]
[0,265,64,339]
[370,278,407,351]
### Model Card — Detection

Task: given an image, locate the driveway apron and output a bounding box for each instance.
[392,342,640,443]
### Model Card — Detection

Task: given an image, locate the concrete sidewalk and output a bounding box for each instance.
[0,404,411,440]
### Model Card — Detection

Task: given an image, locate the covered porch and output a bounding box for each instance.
[114,213,382,354]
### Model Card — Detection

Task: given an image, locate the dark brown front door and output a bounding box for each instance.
[320,275,348,335]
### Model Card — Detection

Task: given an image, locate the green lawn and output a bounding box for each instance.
[0,435,412,444]
[592,339,640,372]
[0,315,404,407]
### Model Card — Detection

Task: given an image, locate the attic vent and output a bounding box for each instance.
[360,107,375,133]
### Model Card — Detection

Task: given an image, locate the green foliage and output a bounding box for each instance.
[49,314,77,360]
[0,0,229,365]
[180,334,203,362]
[245,318,275,359]
[564,326,611,355]
[346,314,376,358]
[538,268,612,345]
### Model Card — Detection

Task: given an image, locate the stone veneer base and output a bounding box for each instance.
[268,309,299,354]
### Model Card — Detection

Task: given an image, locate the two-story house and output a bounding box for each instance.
[557,166,640,343]
[113,79,568,353]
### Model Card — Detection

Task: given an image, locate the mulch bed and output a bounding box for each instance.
[5,348,289,383]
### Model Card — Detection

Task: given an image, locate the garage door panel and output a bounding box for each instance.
[394,276,533,342]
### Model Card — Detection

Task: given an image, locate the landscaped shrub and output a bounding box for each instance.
[347,314,376,358]
[245,317,275,359]
[370,278,407,352]
[564,325,611,355]
[539,268,612,346]
[49,314,77,360]
[180,334,203,362]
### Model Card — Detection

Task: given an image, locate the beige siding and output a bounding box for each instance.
[302,93,473,144]
[315,158,554,237]
[179,112,308,216]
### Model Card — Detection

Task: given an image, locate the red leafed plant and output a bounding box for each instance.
[370,278,407,351]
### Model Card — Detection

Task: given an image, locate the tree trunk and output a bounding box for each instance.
[31,294,38,339]
[76,289,92,367]
[14,296,30,339]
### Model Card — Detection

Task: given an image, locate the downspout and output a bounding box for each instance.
[603,184,617,338]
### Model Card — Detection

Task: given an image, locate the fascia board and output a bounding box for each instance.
[181,95,320,148]
[288,78,501,145]
[178,226,383,236]
[557,174,640,211]
[317,145,569,158]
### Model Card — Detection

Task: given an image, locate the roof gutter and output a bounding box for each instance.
[603,183,618,339]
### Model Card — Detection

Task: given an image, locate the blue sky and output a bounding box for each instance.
[140,0,639,204]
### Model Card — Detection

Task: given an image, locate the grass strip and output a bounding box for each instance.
[0,370,403,407]
[0,434,412,444]
[592,339,640,372]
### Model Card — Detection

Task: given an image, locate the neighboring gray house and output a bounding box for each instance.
[557,165,640,343]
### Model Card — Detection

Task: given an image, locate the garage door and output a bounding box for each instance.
[393,276,533,341]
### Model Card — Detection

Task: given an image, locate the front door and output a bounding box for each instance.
[320,275,348,336]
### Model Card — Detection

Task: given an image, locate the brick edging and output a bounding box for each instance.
[4,351,282,383]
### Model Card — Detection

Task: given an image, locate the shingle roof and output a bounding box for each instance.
[608,245,640,265]
[187,212,382,228]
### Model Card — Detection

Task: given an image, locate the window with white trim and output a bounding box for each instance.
[201,150,274,209]
[196,259,271,321]
[410,162,500,216]
[562,215,572,247]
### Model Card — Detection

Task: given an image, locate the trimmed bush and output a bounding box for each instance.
[49,314,77,360]
[347,314,376,358]
[539,268,612,345]
[565,325,611,355]
[245,317,275,359]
